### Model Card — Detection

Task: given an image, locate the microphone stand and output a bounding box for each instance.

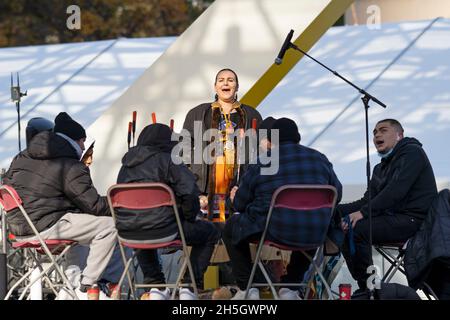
[279,32,386,300]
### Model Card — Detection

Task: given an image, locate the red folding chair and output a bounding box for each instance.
[107,182,198,300]
[0,185,77,300]
[245,184,338,300]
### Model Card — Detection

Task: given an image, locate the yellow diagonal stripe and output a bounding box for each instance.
[241,0,355,108]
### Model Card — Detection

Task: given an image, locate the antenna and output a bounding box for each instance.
[11,72,27,151]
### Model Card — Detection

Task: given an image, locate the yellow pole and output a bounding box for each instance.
[241,0,355,108]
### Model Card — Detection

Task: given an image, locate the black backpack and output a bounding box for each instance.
[351,283,421,300]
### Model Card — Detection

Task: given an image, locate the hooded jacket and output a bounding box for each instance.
[404,189,450,289]
[337,137,437,219]
[116,124,201,241]
[3,131,110,236]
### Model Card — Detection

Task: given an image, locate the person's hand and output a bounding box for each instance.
[230,186,238,202]
[199,195,208,210]
[341,218,349,233]
[349,211,364,228]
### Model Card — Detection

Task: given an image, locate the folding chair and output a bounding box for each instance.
[374,242,408,283]
[374,242,438,300]
[245,184,338,300]
[107,182,198,300]
[0,185,77,300]
[1,229,30,295]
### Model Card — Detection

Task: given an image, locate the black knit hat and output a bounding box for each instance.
[258,116,277,142]
[271,117,301,144]
[54,112,86,141]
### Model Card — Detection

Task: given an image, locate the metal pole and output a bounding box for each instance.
[0,168,8,299]
[16,101,21,152]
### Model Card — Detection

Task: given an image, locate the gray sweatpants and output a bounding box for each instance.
[34,212,117,286]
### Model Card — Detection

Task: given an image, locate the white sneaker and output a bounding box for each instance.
[179,288,197,300]
[65,265,82,287]
[149,288,171,300]
[231,288,260,300]
[99,290,112,300]
[56,287,73,300]
[74,288,88,300]
[278,288,301,300]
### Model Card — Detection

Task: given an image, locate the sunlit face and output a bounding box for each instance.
[76,137,86,151]
[214,70,238,103]
[82,147,94,166]
[83,154,93,167]
[373,122,403,154]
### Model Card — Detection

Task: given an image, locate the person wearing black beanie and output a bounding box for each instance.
[222,116,342,300]
[271,117,301,144]
[54,112,86,141]
[53,112,87,159]
[3,112,117,299]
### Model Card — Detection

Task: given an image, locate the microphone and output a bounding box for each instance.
[275,29,294,65]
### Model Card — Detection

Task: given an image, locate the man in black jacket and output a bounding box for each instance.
[339,119,437,290]
[116,123,220,300]
[4,112,117,300]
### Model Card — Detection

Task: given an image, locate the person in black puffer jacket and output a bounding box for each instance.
[116,123,220,300]
[3,112,117,299]
[338,118,438,291]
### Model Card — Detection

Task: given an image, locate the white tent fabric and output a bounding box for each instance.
[2,20,448,200]
[0,37,175,168]
[1,18,449,296]
[257,18,450,201]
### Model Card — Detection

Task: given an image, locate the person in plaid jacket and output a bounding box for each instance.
[222,117,342,300]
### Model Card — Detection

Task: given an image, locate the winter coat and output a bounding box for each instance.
[404,189,450,289]
[116,124,201,241]
[182,102,262,194]
[337,137,437,220]
[3,131,110,237]
[230,142,343,246]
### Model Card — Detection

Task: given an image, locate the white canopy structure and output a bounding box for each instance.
[0,1,448,295]
[258,18,450,201]
[2,18,448,201]
[0,36,175,168]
